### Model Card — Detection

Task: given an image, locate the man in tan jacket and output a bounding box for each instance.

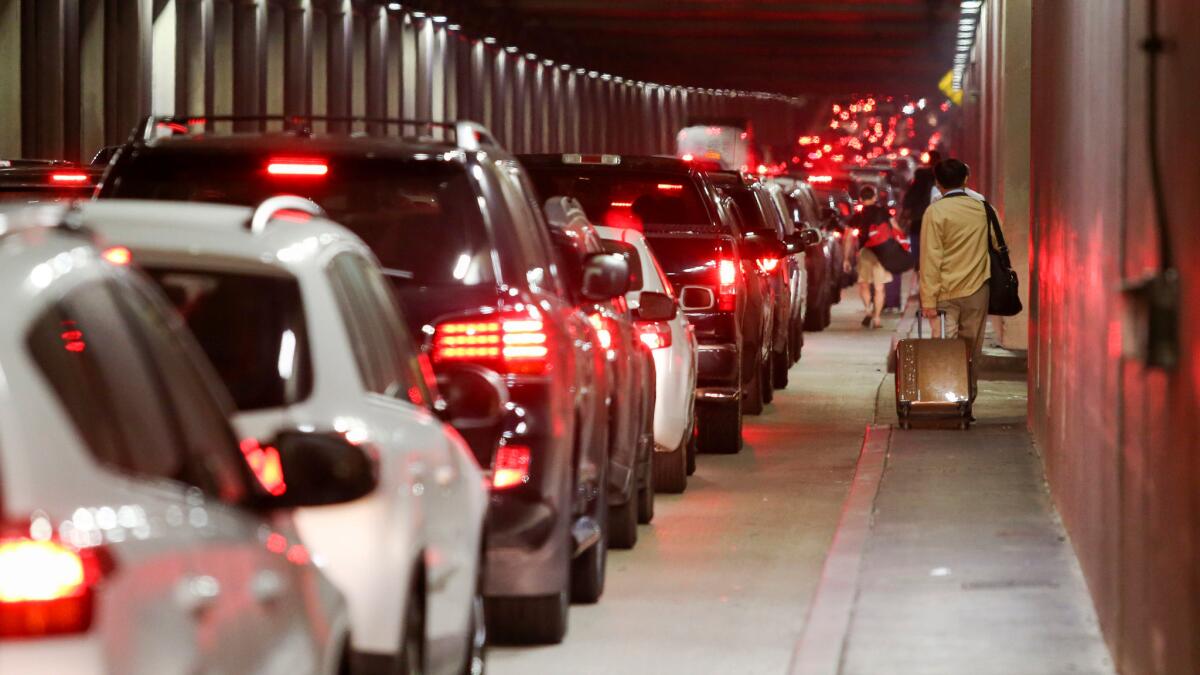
[919,159,993,404]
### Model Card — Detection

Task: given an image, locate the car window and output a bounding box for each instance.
[327,252,425,402]
[495,160,560,295]
[146,266,313,411]
[114,277,249,503]
[27,281,185,481]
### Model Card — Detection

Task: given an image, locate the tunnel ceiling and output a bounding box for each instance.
[415,0,961,97]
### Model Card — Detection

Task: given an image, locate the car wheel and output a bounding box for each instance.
[653,438,688,493]
[572,492,608,602]
[761,352,775,404]
[608,493,638,549]
[696,400,742,454]
[823,296,833,328]
[484,590,568,645]
[803,291,827,332]
[637,460,655,523]
[744,352,765,415]
[398,575,426,675]
[686,426,698,475]
[772,336,790,389]
[460,563,486,675]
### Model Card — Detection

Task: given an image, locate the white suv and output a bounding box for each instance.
[81,199,493,675]
[596,225,699,489]
[0,206,372,674]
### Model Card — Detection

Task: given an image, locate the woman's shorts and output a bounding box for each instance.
[857,247,894,284]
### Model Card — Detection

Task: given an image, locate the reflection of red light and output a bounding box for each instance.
[239,438,287,496]
[492,445,531,490]
[756,257,780,273]
[286,544,310,565]
[266,532,287,554]
[101,246,132,266]
[635,321,672,350]
[64,341,86,353]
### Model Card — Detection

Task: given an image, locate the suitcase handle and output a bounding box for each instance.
[917,310,947,339]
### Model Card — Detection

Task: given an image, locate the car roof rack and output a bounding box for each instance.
[131,115,499,152]
[247,195,327,235]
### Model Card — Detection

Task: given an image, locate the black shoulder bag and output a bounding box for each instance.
[981,201,1022,316]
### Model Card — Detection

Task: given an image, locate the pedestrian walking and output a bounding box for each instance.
[919,159,995,410]
[844,185,896,329]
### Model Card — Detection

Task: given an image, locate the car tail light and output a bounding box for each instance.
[49,172,89,184]
[657,183,683,192]
[239,438,287,496]
[807,175,833,184]
[492,444,531,490]
[636,321,672,350]
[433,310,550,375]
[587,313,614,350]
[681,153,694,162]
[266,158,329,177]
[717,258,737,311]
[756,257,780,273]
[0,535,106,638]
[101,246,132,266]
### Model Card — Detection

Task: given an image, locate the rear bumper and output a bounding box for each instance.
[696,343,739,387]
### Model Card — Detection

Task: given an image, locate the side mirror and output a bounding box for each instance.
[785,228,823,254]
[436,365,509,465]
[637,291,677,321]
[253,430,378,509]
[581,252,630,300]
[740,232,786,259]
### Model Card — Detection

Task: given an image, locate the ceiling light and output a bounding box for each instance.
[482,36,497,44]
[447,24,461,31]
[431,15,447,23]
[386,2,402,10]
[411,11,426,18]
[504,46,519,53]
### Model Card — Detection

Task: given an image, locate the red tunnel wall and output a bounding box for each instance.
[1029,2,1199,673]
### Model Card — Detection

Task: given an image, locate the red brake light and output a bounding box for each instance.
[852,227,861,237]
[0,536,105,637]
[492,444,531,490]
[101,246,131,266]
[657,183,683,192]
[756,257,780,273]
[636,321,672,350]
[680,153,694,162]
[717,258,738,311]
[266,158,329,177]
[854,204,864,213]
[718,259,737,286]
[807,175,833,184]
[587,313,614,350]
[433,310,550,375]
[49,172,89,184]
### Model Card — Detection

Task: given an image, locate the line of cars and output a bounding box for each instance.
[0,116,834,674]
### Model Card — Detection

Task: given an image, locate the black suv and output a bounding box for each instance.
[98,116,626,644]
[0,159,101,204]
[520,154,807,453]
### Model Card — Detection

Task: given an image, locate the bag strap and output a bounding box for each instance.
[981,200,1013,266]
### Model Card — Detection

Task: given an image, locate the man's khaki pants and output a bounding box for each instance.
[932,283,989,403]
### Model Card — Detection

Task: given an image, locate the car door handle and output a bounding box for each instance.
[175,575,221,615]
[251,570,286,605]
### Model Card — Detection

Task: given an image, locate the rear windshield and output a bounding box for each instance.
[526,167,710,231]
[643,235,725,276]
[108,153,495,287]
[144,267,312,411]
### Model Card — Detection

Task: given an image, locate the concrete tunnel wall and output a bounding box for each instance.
[964,1,1199,673]
[0,0,816,164]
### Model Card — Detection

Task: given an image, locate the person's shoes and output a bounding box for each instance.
[871,318,883,330]
[861,315,872,327]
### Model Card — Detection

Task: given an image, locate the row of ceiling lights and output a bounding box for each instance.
[382,2,804,105]
[952,0,984,89]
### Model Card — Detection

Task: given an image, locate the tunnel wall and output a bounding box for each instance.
[0,0,813,163]
[1023,1,1199,673]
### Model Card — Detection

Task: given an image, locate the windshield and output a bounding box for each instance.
[526,168,711,231]
[145,267,313,411]
[108,153,495,287]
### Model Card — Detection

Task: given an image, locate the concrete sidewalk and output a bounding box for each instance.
[794,341,1114,673]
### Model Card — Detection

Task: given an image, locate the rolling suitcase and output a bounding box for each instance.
[895,311,972,430]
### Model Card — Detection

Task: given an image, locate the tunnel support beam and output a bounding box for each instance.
[325,0,351,133]
[282,0,312,118]
[231,0,266,130]
[176,0,215,120]
[103,0,151,145]
[364,5,387,134]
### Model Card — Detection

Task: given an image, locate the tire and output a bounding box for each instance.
[398,575,426,675]
[823,297,833,328]
[653,442,687,493]
[686,429,697,475]
[761,353,775,404]
[772,339,790,389]
[572,495,608,602]
[744,352,765,415]
[484,591,568,645]
[608,493,637,549]
[803,293,827,332]
[637,460,655,524]
[696,400,742,454]
[460,560,486,675]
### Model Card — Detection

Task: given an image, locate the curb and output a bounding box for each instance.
[788,424,891,675]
